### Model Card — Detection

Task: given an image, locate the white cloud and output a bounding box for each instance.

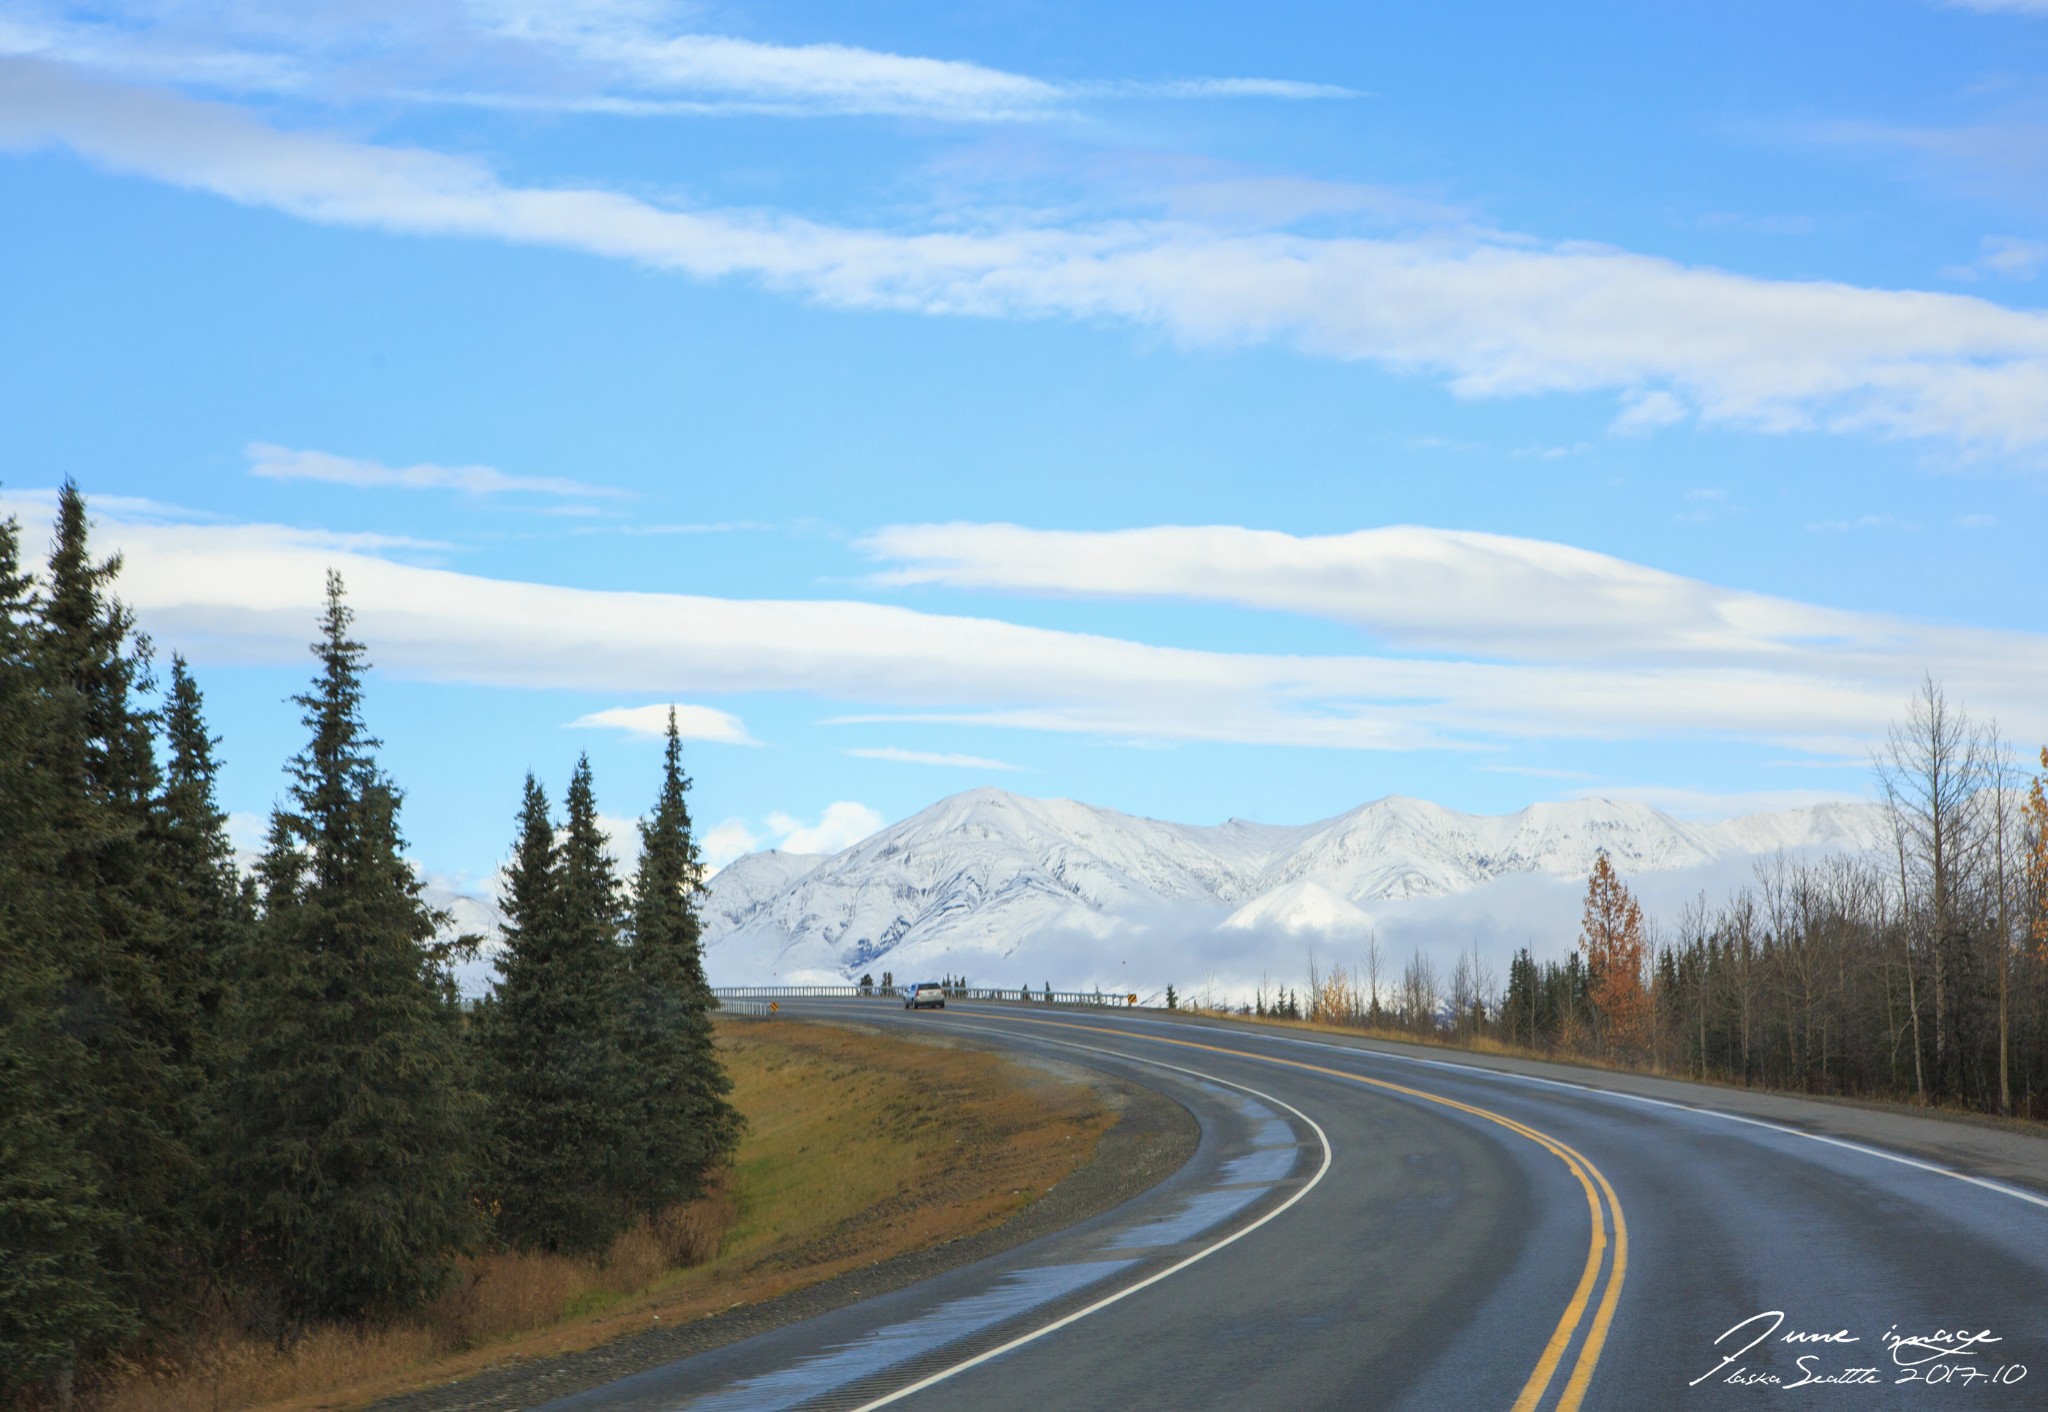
[845,746,1026,771]
[14,492,2048,761]
[1944,1,2048,14]
[0,3,1349,124]
[1807,514,1917,532]
[1099,77,1359,102]
[10,61,2048,451]
[595,811,644,871]
[570,703,759,745]
[1976,236,2048,279]
[702,818,762,871]
[1958,512,1998,528]
[1565,785,1872,820]
[765,802,885,854]
[1612,389,1689,435]
[861,521,1897,665]
[702,801,887,868]
[478,11,1063,121]
[0,484,226,524]
[247,443,625,499]
[225,809,268,852]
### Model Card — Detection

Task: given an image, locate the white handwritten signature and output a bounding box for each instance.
[1693,1311,2020,1390]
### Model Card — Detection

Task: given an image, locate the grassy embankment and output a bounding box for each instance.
[91,1019,1111,1412]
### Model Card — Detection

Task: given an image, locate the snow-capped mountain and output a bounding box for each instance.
[702,787,1889,986]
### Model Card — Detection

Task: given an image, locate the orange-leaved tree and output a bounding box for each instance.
[2024,747,2048,959]
[1581,853,1650,1056]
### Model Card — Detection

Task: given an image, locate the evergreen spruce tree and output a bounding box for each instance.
[219,572,477,1333]
[153,656,248,1048]
[482,760,635,1253]
[621,710,742,1217]
[0,502,133,1395]
[36,483,204,1331]
[151,656,252,1247]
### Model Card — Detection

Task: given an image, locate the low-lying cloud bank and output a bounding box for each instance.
[11,494,2044,758]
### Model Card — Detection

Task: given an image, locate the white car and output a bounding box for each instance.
[903,981,947,1010]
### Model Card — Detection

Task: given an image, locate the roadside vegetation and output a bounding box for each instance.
[83,1020,1108,1412]
[1190,681,2048,1120]
[0,485,737,1406]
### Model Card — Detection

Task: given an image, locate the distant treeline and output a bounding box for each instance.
[1243,682,2048,1120]
[1,486,740,1403]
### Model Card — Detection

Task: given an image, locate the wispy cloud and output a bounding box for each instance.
[1946,234,2048,282]
[478,14,1069,122]
[1096,77,1359,102]
[1943,1,2048,14]
[1612,390,1689,436]
[569,703,759,745]
[18,493,2048,760]
[11,63,2048,453]
[1807,514,1918,532]
[579,521,774,536]
[861,521,1900,665]
[1786,114,2048,216]
[1566,785,1871,819]
[0,3,1350,124]
[845,746,1027,771]
[1693,211,1819,236]
[247,443,624,500]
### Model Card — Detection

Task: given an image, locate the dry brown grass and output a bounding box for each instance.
[84,1019,1108,1412]
[1173,1007,2048,1126]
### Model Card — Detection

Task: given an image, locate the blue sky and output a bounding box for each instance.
[4,0,2048,886]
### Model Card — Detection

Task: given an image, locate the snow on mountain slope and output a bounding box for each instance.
[704,788,1304,982]
[1256,796,1725,900]
[1704,802,1891,857]
[1221,879,1374,937]
[700,849,827,936]
[701,786,1888,985]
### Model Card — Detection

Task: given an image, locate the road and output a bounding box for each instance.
[540,1001,2048,1411]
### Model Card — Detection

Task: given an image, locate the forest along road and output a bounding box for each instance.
[541,1001,2048,1412]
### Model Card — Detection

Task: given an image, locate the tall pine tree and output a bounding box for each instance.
[152,656,247,1053]
[218,572,477,1334]
[482,760,635,1254]
[0,500,133,1396]
[36,483,203,1334]
[621,709,742,1217]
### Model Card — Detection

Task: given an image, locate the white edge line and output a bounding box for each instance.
[1123,1015,2048,1214]
[842,1038,1334,1412]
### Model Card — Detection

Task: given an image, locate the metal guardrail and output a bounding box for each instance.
[719,999,780,1018]
[711,986,1148,1008]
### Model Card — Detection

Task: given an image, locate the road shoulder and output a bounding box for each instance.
[371,1042,1198,1412]
[1153,1009,2048,1193]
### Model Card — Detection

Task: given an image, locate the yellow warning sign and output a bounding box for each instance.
[769,1001,780,1012]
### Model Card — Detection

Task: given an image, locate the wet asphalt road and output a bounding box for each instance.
[539,1002,2048,1412]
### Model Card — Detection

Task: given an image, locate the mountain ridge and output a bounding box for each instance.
[702,786,1888,984]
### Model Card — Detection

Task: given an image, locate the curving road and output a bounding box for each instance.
[540,1001,2048,1412]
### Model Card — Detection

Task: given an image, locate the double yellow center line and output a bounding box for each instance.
[963,1013,1626,1412]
